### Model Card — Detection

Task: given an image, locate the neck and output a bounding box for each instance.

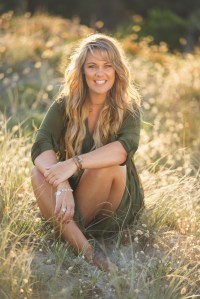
[88,99,105,113]
[88,93,107,105]
[90,102,104,106]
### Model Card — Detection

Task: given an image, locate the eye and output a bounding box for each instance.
[105,64,112,68]
[88,65,95,68]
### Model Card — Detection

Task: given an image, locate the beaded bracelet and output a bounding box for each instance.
[55,188,73,197]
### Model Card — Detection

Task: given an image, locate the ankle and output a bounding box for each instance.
[84,244,94,262]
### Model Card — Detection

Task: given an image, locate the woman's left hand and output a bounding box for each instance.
[44,159,77,187]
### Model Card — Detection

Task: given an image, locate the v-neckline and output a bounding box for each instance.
[85,118,93,139]
[81,118,94,153]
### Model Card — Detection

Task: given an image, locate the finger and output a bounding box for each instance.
[49,177,57,185]
[57,209,63,222]
[53,180,60,188]
[59,207,67,222]
[62,208,72,223]
[63,206,74,224]
[54,198,62,215]
[44,173,54,183]
[69,207,75,219]
[44,170,48,177]
[45,177,53,185]
[67,209,74,224]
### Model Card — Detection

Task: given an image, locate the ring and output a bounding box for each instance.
[61,207,67,214]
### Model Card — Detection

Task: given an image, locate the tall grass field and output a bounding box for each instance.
[0,12,199,299]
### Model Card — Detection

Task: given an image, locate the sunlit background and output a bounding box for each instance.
[0,1,200,299]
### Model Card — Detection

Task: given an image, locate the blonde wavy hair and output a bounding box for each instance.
[58,33,141,159]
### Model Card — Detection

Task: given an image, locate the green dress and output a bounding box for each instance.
[31,98,144,237]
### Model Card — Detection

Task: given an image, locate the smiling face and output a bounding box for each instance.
[83,49,115,101]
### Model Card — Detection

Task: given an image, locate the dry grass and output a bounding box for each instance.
[0,12,200,299]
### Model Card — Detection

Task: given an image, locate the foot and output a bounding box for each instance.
[92,249,110,271]
[84,244,118,272]
[88,249,118,272]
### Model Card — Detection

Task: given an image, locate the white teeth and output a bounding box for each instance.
[95,80,106,85]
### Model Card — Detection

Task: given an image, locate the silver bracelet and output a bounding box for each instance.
[55,188,73,197]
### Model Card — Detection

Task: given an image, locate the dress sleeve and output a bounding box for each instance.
[114,108,141,165]
[31,99,66,164]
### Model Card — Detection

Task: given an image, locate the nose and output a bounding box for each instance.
[96,67,104,77]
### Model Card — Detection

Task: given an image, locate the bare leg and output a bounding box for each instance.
[31,165,126,269]
[31,167,93,257]
[74,166,126,226]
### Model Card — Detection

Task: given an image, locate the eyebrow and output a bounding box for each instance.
[85,61,110,65]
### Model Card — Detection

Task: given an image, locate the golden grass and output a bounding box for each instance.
[0,11,93,66]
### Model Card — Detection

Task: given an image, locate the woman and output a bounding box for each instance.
[31,33,144,271]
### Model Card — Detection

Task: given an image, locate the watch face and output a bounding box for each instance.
[78,156,83,163]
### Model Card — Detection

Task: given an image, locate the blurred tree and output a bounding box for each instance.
[184,9,200,51]
[124,0,200,18]
[0,0,27,13]
[25,0,125,30]
[1,0,199,20]
[27,0,90,20]
[94,0,126,29]
[141,9,187,50]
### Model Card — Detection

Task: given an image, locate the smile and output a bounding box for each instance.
[94,80,107,85]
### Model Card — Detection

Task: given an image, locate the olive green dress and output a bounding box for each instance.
[31,98,144,237]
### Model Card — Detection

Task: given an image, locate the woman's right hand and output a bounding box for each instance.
[44,159,77,187]
[54,184,75,224]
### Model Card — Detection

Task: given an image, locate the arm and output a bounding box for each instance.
[31,99,75,222]
[80,141,127,168]
[80,109,140,169]
[31,99,66,165]
[32,99,71,186]
[44,141,127,186]
[34,150,58,174]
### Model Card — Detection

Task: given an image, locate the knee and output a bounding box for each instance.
[31,167,49,204]
[31,166,45,186]
[87,165,120,179]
